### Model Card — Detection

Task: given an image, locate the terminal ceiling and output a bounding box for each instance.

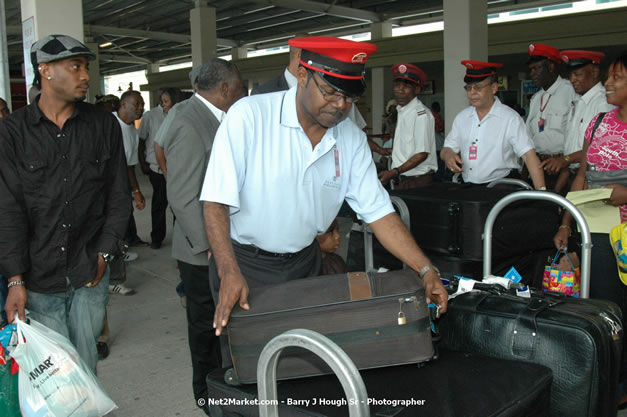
[4,0,583,75]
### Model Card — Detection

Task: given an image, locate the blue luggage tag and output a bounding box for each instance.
[504,266,522,283]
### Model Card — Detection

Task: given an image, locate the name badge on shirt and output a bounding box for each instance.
[469,145,478,160]
[538,118,545,133]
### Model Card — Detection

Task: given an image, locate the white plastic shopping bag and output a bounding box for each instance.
[11,315,117,417]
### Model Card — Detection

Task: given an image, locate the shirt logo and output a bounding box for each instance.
[352,52,367,63]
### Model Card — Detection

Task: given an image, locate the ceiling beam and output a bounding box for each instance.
[246,0,381,23]
[8,24,238,48]
[99,53,152,64]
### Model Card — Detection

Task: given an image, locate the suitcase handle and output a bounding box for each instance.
[257,329,370,417]
[482,191,592,298]
[363,196,410,272]
[486,178,533,190]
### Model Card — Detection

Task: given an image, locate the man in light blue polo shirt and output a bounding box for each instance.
[200,36,448,339]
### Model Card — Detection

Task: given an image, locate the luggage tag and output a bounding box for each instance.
[448,275,477,299]
[504,266,523,283]
[468,145,478,160]
[538,118,545,132]
[516,286,531,298]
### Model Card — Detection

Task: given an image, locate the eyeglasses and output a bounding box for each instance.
[310,72,361,104]
[463,82,491,92]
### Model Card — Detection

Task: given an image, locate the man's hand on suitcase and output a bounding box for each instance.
[214,271,250,336]
[422,272,448,314]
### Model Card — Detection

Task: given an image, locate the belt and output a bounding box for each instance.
[233,241,307,260]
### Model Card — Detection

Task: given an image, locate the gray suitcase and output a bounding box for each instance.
[225,270,433,385]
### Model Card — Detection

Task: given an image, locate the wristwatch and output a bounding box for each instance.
[418,264,440,279]
[98,252,115,263]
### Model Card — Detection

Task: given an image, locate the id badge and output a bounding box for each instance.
[538,118,545,132]
[468,145,478,160]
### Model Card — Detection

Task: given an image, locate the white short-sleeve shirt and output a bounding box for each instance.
[138,105,166,172]
[391,97,438,176]
[563,82,616,156]
[199,86,394,253]
[444,97,534,184]
[526,76,577,155]
[115,112,139,166]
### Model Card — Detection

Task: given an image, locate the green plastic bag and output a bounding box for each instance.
[0,360,21,417]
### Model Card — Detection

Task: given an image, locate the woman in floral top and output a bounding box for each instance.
[554,51,627,311]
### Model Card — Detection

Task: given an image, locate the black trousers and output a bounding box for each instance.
[148,170,168,244]
[124,208,139,244]
[208,240,322,367]
[178,261,221,403]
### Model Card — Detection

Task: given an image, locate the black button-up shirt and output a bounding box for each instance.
[0,99,132,293]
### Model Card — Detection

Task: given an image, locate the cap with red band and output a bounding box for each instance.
[561,50,605,67]
[289,36,377,97]
[528,43,561,64]
[461,60,503,83]
[392,63,427,86]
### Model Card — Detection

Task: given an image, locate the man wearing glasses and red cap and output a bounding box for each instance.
[378,64,438,188]
[441,60,546,190]
[200,36,448,345]
[540,50,616,191]
[525,43,577,191]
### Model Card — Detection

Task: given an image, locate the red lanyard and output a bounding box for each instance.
[539,92,552,114]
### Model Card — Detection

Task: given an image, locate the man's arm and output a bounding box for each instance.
[128,165,145,210]
[367,138,391,155]
[378,152,427,184]
[440,147,463,173]
[521,149,547,190]
[369,212,448,313]
[155,142,167,179]
[137,139,150,175]
[203,201,249,336]
[539,150,584,174]
[166,124,211,255]
[95,116,132,257]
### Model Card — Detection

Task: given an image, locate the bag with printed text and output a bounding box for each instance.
[11,315,117,417]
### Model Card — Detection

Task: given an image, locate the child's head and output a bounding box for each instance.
[317,219,341,254]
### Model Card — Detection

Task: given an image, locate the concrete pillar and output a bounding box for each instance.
[0,0,11,109]
[146,63,160,108]
[371,67,386,135]
[190,1,216,66]
[85,41,100,104]
[443,0,487,134]
[231,47,248,61]
[369,22,393,135]
[21,0,84,102]
[370,22,392,41]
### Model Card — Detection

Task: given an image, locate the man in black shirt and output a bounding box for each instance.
[0,34,131,372]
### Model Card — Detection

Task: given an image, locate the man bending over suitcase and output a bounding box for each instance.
[441,61,546,190]
[200,36,448,348]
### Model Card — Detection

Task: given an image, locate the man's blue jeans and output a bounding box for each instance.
[26,269,110,374]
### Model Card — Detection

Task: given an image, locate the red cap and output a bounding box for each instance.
[560,50,605,67]
[392,63,427,86]
[460,60,503,83]
[288,36,377,80]
[528,43,561,63]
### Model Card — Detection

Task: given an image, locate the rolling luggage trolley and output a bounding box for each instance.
[206,194,554,417]
[440,191,623,417]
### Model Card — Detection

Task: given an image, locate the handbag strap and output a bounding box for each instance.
[589,112,606,143]
[551,247,577,271]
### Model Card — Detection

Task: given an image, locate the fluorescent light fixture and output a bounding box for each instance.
[99,42,113,48]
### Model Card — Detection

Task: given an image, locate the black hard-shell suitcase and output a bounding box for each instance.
[389,182,559,261]
[225,270,433,385]
[206,349,552,417]
[440,290,622,417]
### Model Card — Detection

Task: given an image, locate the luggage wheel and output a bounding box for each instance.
[224,368,242,386]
